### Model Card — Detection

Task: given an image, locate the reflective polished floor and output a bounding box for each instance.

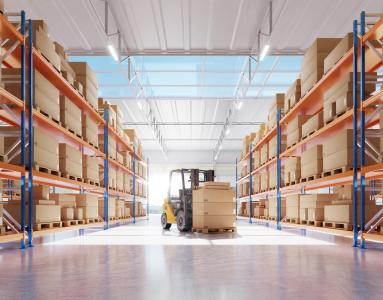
[1,215,383,300]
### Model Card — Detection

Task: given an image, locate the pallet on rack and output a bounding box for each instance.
[322,221,352,231]
[84,179,100,187]
[192,227,237,234]
[286,141,298,150]
[33,221,63,231]
[285,218,300,224]
[260,216,268,220]
[300,84,315,100]
[301,129,318,141]
[34,106,61,125]
[268,155,276,161]
[300,220,322,227]
[62,219,86,227]
[124,215,132,219]
[322,166,353,178]
[84,139,99,149]
[64,126,83,139]
[108,216,117,221]
[85,218,100,224]
[33,164,61,177]
[335,107,352,119]
[300,174,321,183]
[61,173,85,182]
[286,180,299,186]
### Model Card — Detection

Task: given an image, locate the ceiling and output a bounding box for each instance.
[5,0,383,160]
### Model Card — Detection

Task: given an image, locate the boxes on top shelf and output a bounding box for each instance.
[124,129,138,148]
[300,38,342,96]
[268,94,285,128]
[111,105,124,136]
[286,115,313,148]
[59,95,82,137]
[69,62,98,110]
[284,79,301,113]
[3,68,60,122]
[54,42,76,85]
[254,124,266,145]
[82,154,99,183]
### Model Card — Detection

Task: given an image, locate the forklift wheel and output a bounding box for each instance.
[177,210,191,232]
[161,213,172,229]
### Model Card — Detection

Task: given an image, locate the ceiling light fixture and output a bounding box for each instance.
[108,45,118,61]
[219,146,222,150]
[137,101,142,110]
[226,129,230,134]
[238,101,243,110]
[260,44,269,61]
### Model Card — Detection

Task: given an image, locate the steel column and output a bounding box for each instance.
[104,108,109,230]
[360,11,366,249]
[236,158,237,219]
[277,108,282,230]
[133,142,136,223]
[27,19,34,247]
[147,158,149,220]
[249,142,253,223]
[20,10,26,249]
[352,20,358,247]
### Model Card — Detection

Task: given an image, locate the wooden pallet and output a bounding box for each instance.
[268,216,277,221]
[300,220,322,227]
[335,107,352,118]
[33,164,61,177]
[268,155,276,161]
[109,187,116,191]
[260,216,268,220]
[62,220,86,227]
[268,187,277,191]
[300,174,321,183]
[192,227,237,234]
[85,218,100,224]
[0,226,6,235]
[286,141,298,149]
[285,218,300,224]
[84,179,100,187]
[61,173,85,182]
[124,216,132,219]
[0,154,8,163]
[286,180,299,187]
[260,189,269,193]
[64,126,83,139]
[301,84,315,99]
[322,166,353,178]
[301,129,318,141]
[322,221,352,231]
[34,106,61,125]
[108,216,117,220]
[34,221,63,231]
[84,139,99,149]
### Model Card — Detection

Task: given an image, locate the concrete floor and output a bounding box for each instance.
[1,215,383,300]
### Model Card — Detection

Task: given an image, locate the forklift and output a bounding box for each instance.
[161,169,215,232]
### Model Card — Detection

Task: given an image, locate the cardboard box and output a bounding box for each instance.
[302,112,324,138]
[323,147,377,172]
[192,189,236,203]
[301,145,323,165]
[289,170,301,182]
[268,197,287,208]
[323,102,336,123]
[264,208,269,217]
[73,194,98,207]
[68,62,98,90]
[34,200,55,205]
[300,201,333,209]
[59,158,82,178]
[287,115,313,135]
[3,204,61,224]
[59,144,82,164]
[49,194,76,208]
[301,68,324,96]
[82,114,98,135]
[308,208,324,221]
[301,53,329,82]
[60,111,81,136]
[25,185,50,201]
[286,194,300,207]
[323,129,353,157]
[193,202,236,216]
[300,208,308,221]
[287,128,301,148]
[268,135,287,158]
[301,160,323,178]
[268,94,285,112]
[268,207,286,217]
[324,33,352,73]
[300,193,338,203]
[324,204,383,223]
[125,202,138,217]
[61,208,74,221]
[83,155,98,171]
[254,207,265,216]
[286,207,300,219]
[59,95,81,121]
[301,38,343,70]
[193,216,236,229]
[73,208,83,220]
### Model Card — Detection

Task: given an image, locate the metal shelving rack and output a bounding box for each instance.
[0,12,149,246]
[234,11,383,248]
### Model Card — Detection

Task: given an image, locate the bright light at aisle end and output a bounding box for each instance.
[108,45,118,61]
[260,44,269,61]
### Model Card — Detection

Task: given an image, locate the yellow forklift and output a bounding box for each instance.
[161,169,214,231]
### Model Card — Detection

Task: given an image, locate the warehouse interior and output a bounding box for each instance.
[2,0,383,298]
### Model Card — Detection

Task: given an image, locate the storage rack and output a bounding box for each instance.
[235,11,383,247]
[0,11,149,247]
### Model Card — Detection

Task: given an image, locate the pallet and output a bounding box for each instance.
[0,226,6,235]
[192,227,237,234]
[85,218,100,224]
[335,107,352,119]
[84,179,100,187]
[300,174,321,183]
[301,129,318,141]
[300,220,322,227]
[322,166,353,178]
[260,189,268,193]
[62,220,86,227]
[322,221,352,231]
[268,216,277,221]
[33,164,61,177]
[285,218,300,224]
[259,216,268,220]
[84,139,99,150]
[33,221,63,231]
[108,217,117,220]
[268,187,276,191]
[64,126,83,139]
[61,173,85,183]
[268,155,276,161]
[286,180,299,187]
[301,84,315,99]
[124,216,132,219]
[34,106,61,125]
[286,141,298,149]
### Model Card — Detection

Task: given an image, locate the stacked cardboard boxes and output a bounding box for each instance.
[49,194,78,221]
[286,194,300,221]
[323,129,379,174]
[242,182,249,197]
[72,194,98,219]
[284,79,301,113]
[243,135,250,157]
[116,152,123,165]
[60,96,82,136]
[323,72,376,123]
[115,199,124,219]
[125,201,138,217]
[260,143,268,165]
[301,145,323,180]
[98,197,116,219]
[82,114,98,147]
[3,68,60,122]
[286,115,313,148]
[111,105,124,136]
[284,157,301,184]
[119,151,132,170]
[301,111,324,138]
[99,134,117,160]
[238,183,243,198]
[124,205,131,218]
[82,154,99,183]
[69,62,98,110]
[253,174,261,194]
[124,129,138,149]
[254,199,266,217]
[192,182,236,229]
[260,171,269,192]
[54,42,76,86]
[269,165,285,189]
[124,173,131,194]
[253,124,266,145]
[268,197,286,218]
[268,94,285,128]
[131,180,139,196]
[300,38,342,96]
[116,170,124,192]
[268,134,287,159]
[253,151,260,170]
[59,144,82,178]
[99,168,116,189]
[300,194,338,223]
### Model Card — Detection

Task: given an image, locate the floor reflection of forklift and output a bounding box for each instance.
[161,169,215,232]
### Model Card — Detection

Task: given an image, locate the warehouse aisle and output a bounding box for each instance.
[1,215,383,299]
